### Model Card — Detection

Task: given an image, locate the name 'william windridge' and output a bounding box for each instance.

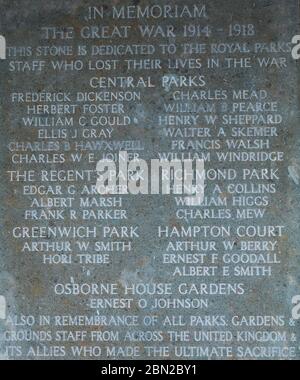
[86,4,208,20]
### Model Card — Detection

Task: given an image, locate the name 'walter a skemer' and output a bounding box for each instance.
[86,4,208,20]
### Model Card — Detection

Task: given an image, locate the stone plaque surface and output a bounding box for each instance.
[0,0,300,361]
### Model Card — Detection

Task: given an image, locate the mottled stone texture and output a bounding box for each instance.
[0,0,300,360]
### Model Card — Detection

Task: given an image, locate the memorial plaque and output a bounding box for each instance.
[0,0,300,362]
